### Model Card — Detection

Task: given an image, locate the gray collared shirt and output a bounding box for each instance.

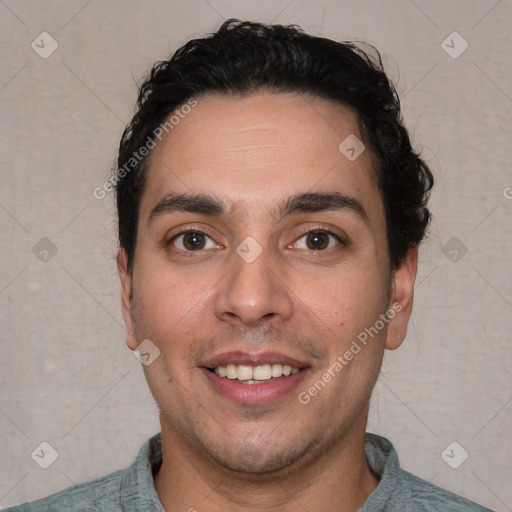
[4,433,493,511]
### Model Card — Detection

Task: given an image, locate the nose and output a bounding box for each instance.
[213,244,294,328]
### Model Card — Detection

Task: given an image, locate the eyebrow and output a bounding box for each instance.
[147,191,369,226]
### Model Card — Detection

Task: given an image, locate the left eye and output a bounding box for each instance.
[170,232,220,251]
[293,231,341,251]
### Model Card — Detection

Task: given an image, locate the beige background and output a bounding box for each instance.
[1,1,511,510]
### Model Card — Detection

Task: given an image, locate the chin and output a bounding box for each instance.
[201,435,321,477]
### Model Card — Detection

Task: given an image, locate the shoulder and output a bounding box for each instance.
[3,433,163,512]
[3,468,125,512]
[363,433,494,512]
[399,469,495,511]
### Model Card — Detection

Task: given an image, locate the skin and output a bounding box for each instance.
[118,92,417,512]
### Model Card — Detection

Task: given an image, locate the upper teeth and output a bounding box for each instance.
[215,363,299,381]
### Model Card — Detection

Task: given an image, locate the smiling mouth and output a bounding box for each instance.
[206,363,300,384]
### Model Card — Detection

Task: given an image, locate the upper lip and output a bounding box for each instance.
[201,351,309,369]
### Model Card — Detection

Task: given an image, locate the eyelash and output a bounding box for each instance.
[293,226,345,250]
[167,225,345,252]
[167,227,220,252]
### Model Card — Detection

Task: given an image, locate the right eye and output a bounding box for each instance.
[168,231,221,252]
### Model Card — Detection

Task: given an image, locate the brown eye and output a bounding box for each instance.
[170,231,220,251]
[305,232,330,250]
[182,233,206,250]
[294,230,341,251]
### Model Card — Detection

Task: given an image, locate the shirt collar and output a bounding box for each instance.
[120,432,165,511]
[360,433,407,511]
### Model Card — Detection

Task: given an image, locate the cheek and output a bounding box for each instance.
[131,264,200,340]
[137,254,210,299]
[296,261,389,333]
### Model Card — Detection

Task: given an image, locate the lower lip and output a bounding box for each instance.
[201,368,309,405]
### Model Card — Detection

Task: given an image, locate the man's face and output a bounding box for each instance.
[119,92,415,474]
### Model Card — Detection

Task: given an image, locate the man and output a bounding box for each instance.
[7,18,493,512]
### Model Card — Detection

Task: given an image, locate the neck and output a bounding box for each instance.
[154,413,379,512]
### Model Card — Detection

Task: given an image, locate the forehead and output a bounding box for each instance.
[140,92,384,227]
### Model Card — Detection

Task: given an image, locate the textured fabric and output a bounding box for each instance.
[359,436,493,511]
[4,433,493,512]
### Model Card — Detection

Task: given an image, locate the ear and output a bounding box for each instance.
[117,249,138,350]
[385,244,418,350]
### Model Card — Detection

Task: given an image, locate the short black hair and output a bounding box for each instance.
[116,18,433,272]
